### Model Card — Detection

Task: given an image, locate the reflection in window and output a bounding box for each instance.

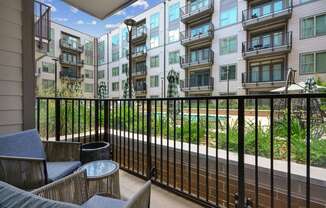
[220,0,237,27]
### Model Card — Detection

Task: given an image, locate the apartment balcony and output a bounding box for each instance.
[59,38,84,53]
[180,49,214,69]
[242,71,286,89]
[34,1,51,53]
[59,55,84,67]
[59,69,84,81]
[180,24,214,47]
[131,25,147,44]
[132,47,147,60]
[132,65,147,78]
[180,77,214,92]
[242,0,293,30]
[180,0,214,24]
[134,85,147,96]
[242,32,292,59]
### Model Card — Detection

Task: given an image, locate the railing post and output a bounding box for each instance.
[104,100,109,142]
[55,99,61,141]
[95,99,99,141]
[238,98,245,207]
[146,99,152,179]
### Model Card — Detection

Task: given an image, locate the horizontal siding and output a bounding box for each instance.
[0,0,23,134]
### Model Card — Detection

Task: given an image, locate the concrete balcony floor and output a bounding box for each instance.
[119,170,202,208]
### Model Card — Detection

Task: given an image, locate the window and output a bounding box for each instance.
[220,36,237,55]
[220,0,237,27]
[98,41,105,65]
[98,70,105,79]
[150,35,159,48]
[61,52,77,64]
[121,28,129,58]
[112,82,119,91]
[248,59,284,82]
[190,48,210,62]
[85,41,94,65]
[220,64,237,80]
[169,51,179,64]
[300,51,326,74]
[112,67,119,77]
[112,34,120,62]
[169,2,180,23]
[150,55,160,68]
[190,23,210,37]
[42,62,54,73]
[150,13,160,30]
[150,76,159,88]
[301,14,326,39]
[42,79,54,90]
[48,28,55,56]
[122,64,128,74]
[168,28,179,43]
[85,70,93,79]
[84,84,93,93]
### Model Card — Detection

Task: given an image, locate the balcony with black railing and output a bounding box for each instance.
[60,39,84,53]
[34,1,51,51]
[132,46,147,60]
[132,65,147,77]
[180,49,214,69]
[132,25,147,43]
[242,32,292,59]
[181,77,214,92]
[242,0,293,30]
[59,55,84,67]
[180,23,214,47]
[134,82,147,96]
[242,69,286,88]
[59,68,83,81]
[180,0,214,24]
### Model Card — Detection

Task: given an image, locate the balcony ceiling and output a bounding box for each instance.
[63,0,137,19]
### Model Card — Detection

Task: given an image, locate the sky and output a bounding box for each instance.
[40,0,161,37]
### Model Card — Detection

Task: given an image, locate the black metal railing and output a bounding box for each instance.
[181,77,214,91]
[132,46,147,57]
[59,55,84,67]
[132,25,147,40]
[180,23,214,44]
[242,0,293,22]
[36,94,326,208]
[59,69,83,80]
[34,1,51,50]
[242,32,292,55]
[180,49,214,68]
[132,65,147,76]
[242,70,287,84]
[60,39,84,53]
[180,0,214,20]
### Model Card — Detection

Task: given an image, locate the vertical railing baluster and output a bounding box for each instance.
[188,99,191,195]
[37,98,40,132]
[196,99,200,198]
[55,98,60,141]
[154,99,157,180]
[287,97,292,208]
[226,99,230,208]
[72,99,75,142]
[306,96,311,208]
[173,99,176,188]
[167,100,170,186]
[78,100,81,142]
[84,100,86,143]
[132,100,135,171]
[160,100,163,183]
[238,98,245,208]
[89,100,92,142]
[128,100,131,169]
[147,99,152,179]
[181,99,184,192]
[123,100,126,167]
[142,100,145,175]
[95,99,99,141]
[205,99,209,202]
[104,100,109,142]
[255,98,259,207]
[215,98,219,206]
[46,99,49,141]
[119,100,122,164]
[137,101,140,173]
[270,98,274,208]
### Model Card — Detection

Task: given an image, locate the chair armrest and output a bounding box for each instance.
[43,141,81,162]
[32,170,89,205]
[0,155,46,190]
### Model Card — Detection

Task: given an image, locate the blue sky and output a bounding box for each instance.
[41,0,161,37]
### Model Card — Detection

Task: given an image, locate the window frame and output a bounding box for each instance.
[300,50,326,75]
[300,12,326,39]
[219,35,238,55]
[219,63,237,81]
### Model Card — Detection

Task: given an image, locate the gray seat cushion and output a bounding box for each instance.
[0,129,46,159]
[82,195,127,208]
[0,181,80,208]
[47,161,81,182]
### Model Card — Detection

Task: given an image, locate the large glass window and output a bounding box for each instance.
[42,79,54,90]
[150,35,159,48]
[190,23,210,37]
[84,69,93,79]
[150,55,160,68]
[84,83,94,93]
[190,48,210,62]
[98,70,105,79]
[85,40,94,65]
[169,2,180,23]
[300,51,326,74]
[301,14,326,39]
[249,59,284,82]
[190,0,209,13]
[190,70,210,87]
[220,36,237,55]
[112,67,119,77]
[150,13,160,30]
[220,0,237,27]
[42,62,54,73]
[150,76,159,88]
[169,51,179,64]
[121,28,129,58]
[112,82,119,91]
[168,28,179,42]
[97,41,105,65]
[220,64,236,80]
[112,34,120,62]
[48,28,55,56]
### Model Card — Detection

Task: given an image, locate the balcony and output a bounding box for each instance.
[59,69,84,81]
[34,1,51,52]
[180,49,214,69]
[132,25,147,44]
[180,24,214,47]
[181,77,214,92]
[132,65,147,77]
[132,47,147,60]
[242,32,292,59]
[134,84,147,96]
[59,55,84,67]
[242,0,293,30]
[242,70,286,89]
[60,39,84,53]
[180,0,214,24]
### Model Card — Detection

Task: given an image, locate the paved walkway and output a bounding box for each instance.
[119,170,203,208]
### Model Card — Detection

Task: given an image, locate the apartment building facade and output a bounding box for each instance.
[102,0,326,98]
[35,21,97,97]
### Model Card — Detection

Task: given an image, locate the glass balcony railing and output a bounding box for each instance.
[60,38,84,52]
[180,0,214,22]
[181,77,214,91]
[180,49,214,68]
[180,23,214,45]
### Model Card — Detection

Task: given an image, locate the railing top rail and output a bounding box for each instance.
[37,93,326,101]
[180,0,213,13]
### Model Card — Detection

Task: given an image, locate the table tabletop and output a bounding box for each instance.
[78,160,119,179]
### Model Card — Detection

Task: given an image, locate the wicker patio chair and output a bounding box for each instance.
[0,129,81,190]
